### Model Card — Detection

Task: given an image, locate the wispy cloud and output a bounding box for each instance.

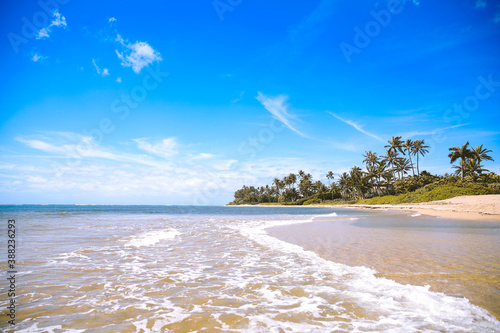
[475,0,487,8]
[115,34,162,74]
[190,153,216,160]
[36,10,67,39]
[256,92,307,138]
[7,132,255,203]
[109,17,117,23]
[133,137,179,159]
[232,91,245,103]
[401,123,470,137]
[327,112,383,142]
[92,59,110,76]
[32,53,47,63]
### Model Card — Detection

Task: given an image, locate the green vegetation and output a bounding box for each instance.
[358,182,500,205]
[229,138,497,205]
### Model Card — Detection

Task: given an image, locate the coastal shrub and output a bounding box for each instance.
[486,183,500,190]
[394,174,441,194]
[303,198,321,205]
[358,183,500,205]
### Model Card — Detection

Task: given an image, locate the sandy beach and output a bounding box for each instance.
[343,194,500,221]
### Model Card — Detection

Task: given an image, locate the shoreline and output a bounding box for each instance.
[233,194,500,221]
[343,194,500,221]
[265,214,500,320]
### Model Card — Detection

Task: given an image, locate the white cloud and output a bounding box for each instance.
[190,153,216,160]
[37,28,50,39]
[32,53,46,62]
[256,92,307,138]
[232,91,245,103]
[116,77,122,83]
[109,17,117,22]
[36,10,67,39]
[92,59,110,77]
[401,123,470,137]
[8,132,254,204]
[115,34,162,74]
[51,11,67,27]
[327,112,383,142]
[134,137,179,159]
[475,0,487,8]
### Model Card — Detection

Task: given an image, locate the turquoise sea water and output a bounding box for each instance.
[0,205,499,332]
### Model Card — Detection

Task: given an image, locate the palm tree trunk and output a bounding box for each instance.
[461,158,465,181]
[408,154,414,176]
[416,154,420,177]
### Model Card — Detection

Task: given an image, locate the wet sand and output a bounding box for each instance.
[346,194,500,221]
[266,211,500,320]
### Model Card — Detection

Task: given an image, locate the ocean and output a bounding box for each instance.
[1,205,499,332]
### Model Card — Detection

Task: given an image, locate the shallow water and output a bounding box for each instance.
[267,208,500,321]
[1,205,499,332]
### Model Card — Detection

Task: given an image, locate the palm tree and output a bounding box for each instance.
[383,149,398,179]
[464,158,489,182]
[338,172,350,199]
[472,145,494,164]
[403,139,416,176]
[273,178,282,197]
[357,174,373,199]
[288,173,297,190]
[374,160,390,195]
[382,172,395,195]
[326,171,334,185]
[299,173,313,198]
[395,158,413,178]
[326,171,335,200]
[412,139,429,176]
[349,166,364,199]
[385,136,405,156]
[363,150,379,167]
[448,142,475,181]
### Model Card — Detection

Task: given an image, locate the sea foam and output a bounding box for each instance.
[124,228,180,247]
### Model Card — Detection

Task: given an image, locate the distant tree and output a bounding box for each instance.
[273,178,283,197]
[363,150,379,167]
[326,171,335,200]
[448,142,475,181]
[403,139,416,176]
[464,158,489,182]
[412,139,429,176]
[472,144,494,165]
[395,158,412,179]
[383,149,398,179]
[385,136,405,156]
[338,172,351,199]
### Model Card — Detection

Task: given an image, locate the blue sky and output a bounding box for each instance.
[1,0,499,204]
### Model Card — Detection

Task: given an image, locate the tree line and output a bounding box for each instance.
[230,137,496,205]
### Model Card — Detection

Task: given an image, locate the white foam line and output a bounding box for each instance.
[124,228,181,247]
[236,218,500,331]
